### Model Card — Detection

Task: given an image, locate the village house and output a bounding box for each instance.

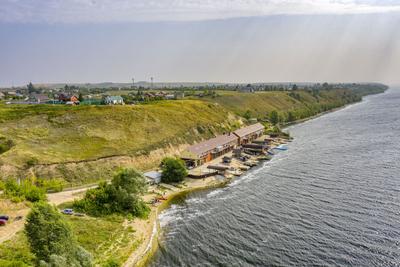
[104,95,124,105]
[233,123,265,145]
[238,84,255,93]
[0,92,4,99]
[29,93,50,104]
[181,134,238,167]
[58,93,79,104]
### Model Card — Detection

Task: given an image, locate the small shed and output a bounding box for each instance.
[144,171,162,184]
[105,96,124,105]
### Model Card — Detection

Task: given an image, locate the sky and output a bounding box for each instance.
[0,0,399,86]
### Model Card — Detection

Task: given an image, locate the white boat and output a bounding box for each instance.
[274,144,288,151]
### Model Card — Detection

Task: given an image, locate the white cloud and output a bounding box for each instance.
[0,0,400,23]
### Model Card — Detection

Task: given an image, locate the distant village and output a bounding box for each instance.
[0,81,367,106]
[0,83,187,106]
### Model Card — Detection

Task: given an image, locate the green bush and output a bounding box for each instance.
[26,158,39,168]
[0,259,30,267]
[161,157,188,183]
[3,178,46,203]
[36,178,65,193]
[73,168,149,218]
[0,137,14,154]
[103,258,120,267]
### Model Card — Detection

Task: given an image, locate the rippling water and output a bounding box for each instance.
[149,88,400,267]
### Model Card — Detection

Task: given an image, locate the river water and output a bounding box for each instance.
[149,88,400,267]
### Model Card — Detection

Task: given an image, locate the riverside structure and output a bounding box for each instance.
[181,123,265,168]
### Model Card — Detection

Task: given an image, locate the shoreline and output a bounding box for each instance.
[127,93,385,267]
[282,89,389,130]
[123,177,230,267]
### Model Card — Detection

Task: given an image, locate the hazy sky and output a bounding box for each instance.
[0,0,399,86]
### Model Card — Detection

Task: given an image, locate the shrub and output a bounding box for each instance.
[268,110,279,125]
[103,258,120,267]
[36,178,65,193]
[26,158,39,168]
[0,137,14,154]
[161,157,188,183]
[3,178,46,203]
[73,168,149,218]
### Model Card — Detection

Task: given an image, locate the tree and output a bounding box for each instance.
[269,110,279,125]
[78,93,84,102]
[243,110,252,120]
[287,111,296,122]
[112,168,147,195]
[73,168,150,218]
[161,157,188,183]
[25,202,93,266]
[27,82,35,94]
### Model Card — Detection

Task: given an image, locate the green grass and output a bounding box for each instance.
[66,215,140,266]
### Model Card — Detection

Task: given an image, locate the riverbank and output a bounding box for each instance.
[123,176,231,267]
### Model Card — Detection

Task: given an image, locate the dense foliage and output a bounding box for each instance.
[73,168,149,218]
[161,157,188,183]
[25,202,93,267]
[3,178,46,203]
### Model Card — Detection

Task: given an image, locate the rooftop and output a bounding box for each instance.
[105,95,124,101]
[233,123,264,138]
[186,134,238,158]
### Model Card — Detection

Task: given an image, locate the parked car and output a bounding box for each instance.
[61,209,73,215]
[0,219,7,226]
[0,215,9,221]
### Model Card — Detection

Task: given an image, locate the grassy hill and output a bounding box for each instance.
[197,87,383,121]
[0,101,240,184]
[0,85,386,184]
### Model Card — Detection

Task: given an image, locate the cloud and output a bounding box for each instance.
[0,0,400,23]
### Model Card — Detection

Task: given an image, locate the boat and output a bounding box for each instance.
[267,150,275,155]
[274,144,288,151]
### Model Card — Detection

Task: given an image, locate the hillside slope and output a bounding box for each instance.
[199,86,386,121]
[0,101,240,184]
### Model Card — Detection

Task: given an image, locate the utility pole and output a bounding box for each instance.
[132,78,135,88]
[150,77,154,90]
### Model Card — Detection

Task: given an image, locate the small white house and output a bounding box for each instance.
[104,96,124,105]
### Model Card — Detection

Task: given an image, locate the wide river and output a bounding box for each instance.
[149,88,400,267]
